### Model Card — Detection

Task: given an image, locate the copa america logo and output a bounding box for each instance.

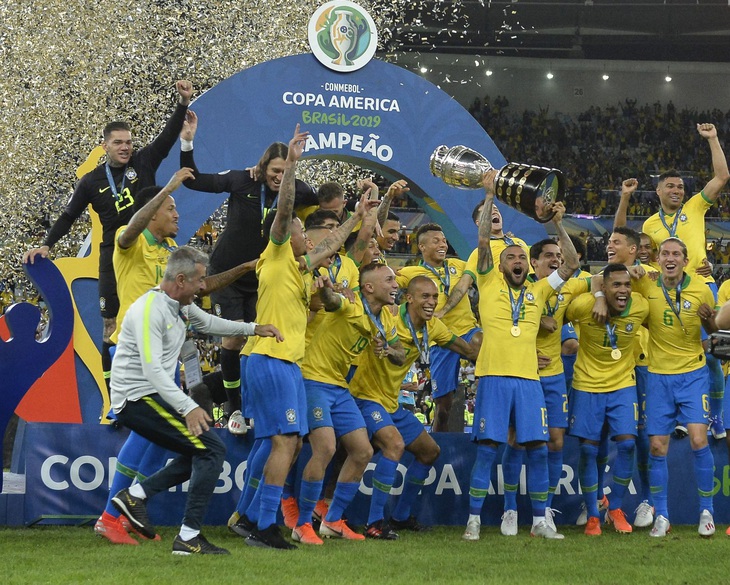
[308,1,378,73]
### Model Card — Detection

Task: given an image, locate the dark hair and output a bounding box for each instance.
[657,169,683,184]
[255,142,288,183]
[612,226,641,249]
[304,209,340,230]
[386,211,401,223]
[317,182,345,204]
[262,208,297,240]
[103,121,131,140]
[471,201,484,224]
[603,263,629,281]
[133,185,163,213]
[530,238,559,261]
[415,223,443,245]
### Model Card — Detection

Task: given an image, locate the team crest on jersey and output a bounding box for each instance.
[371,410,383,423]
[313,407,324,421]
[683,300,691,310]
[625,323,634,332]
[449,266,457,275]
[286,409,297,423]
[679,213,687,222]
[341,279,349,287]
[125,167,138,181]
[526,292,535,302]
[479,418,485,432]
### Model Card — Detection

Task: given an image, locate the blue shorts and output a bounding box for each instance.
[355,398,425,446]
[568,386,638,442]
[430,327,480,399]
[304,379,365,437]
[245,354,308,438]
[472,376,548,444]
[646,369,710,436]
[635,365,648,425]
[240,354,251,418]
[541,373,568,429]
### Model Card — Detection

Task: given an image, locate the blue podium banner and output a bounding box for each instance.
[18,423,730,527]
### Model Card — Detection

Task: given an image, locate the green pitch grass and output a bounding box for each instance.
[2,524,729,585]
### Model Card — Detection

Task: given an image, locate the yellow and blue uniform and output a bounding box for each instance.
[303,296,398,436]
[566,292,649,440]
[350,303,455,445]
[473,266,561,444]
[396,259,479,398]
[111,227,176,344]
[634,272,713,435]
[535,276,590,428]
[248,236,312,438]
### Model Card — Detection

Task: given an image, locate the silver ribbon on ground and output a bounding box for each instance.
[429,145,564,223]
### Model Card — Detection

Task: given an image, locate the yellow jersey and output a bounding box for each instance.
[535,276,590,377]
[634,272,714,374]
[111,227,176,344]
[250,236,311,364]
[642,192,713,283]
[349,303,456,413]
[396,259,477,336]
[302,295,398,388]
[567,292,649,393]
[475,267,559,379]
[464,236,532,281]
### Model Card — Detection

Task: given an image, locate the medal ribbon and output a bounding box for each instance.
[105,162,127,203]
[508,286,526,329]
[421,260,450,296]
[660,277,687,332]
[605,321,618,351]
[361,294,387,340]
[658,205,683,238]
[328,254,342,284]
[404,309,430,365]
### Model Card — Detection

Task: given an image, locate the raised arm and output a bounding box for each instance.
[349,185,379,264]
[117,168,194,249]
[613,178,638,229]
[200,258,258,296]
[697,123,730,202]
[553,202,580,280]
[434,273,473,319]
[377,179,409,227]
[476,170,499,273]
[271,125,309,244]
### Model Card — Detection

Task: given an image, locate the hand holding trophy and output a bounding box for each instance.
[429,145,565,223]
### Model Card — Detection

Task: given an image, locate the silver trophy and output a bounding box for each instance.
[429,145,564,223]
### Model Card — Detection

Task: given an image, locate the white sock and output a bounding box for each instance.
[533,515,545,526]
[179,524,200,541]
[129,483,146,500]
[468,514,481,524]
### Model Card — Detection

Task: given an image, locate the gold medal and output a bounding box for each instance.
[511,326,521,337]
[611,348,622,360]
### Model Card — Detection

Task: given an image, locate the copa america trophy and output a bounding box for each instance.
[429,145,565,223]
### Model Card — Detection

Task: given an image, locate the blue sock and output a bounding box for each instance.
[136,442,168,480]
[258,482,284,530]
[579,442,599,518]
[325,481,360,523]
[525,445,549,517]
[649,454,669,518]
[282,463,299,500]
[693,445,715,514]
[297,479,323,527]
[392,461,431,522]
[596,432,609,501]
[367,456,398,526]
[105,432,148,516]
[241,439,271,519]
[501,444,523,511]
[636,427,652,504]
[707,354,724,421]
[547,449,563,508]
[610,439,635,511]
[469,444,497,516]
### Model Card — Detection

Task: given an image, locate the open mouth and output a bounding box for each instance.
[607,250,615,260]
[512,266,524,277]
[423,306,434,318]
[615,293,628,308]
